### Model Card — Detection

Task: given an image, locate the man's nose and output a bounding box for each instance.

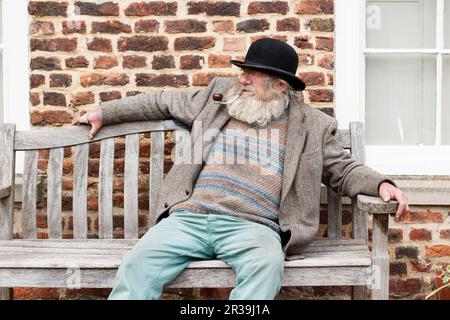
[239,74,251,85]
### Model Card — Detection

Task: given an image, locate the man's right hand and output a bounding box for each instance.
[72,108,103,139]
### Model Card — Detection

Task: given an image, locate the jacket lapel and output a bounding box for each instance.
[281,99,307,202]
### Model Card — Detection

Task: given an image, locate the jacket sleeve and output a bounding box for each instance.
[321,118,397,198]
[100,77,219,128]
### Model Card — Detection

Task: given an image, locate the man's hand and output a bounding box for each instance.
[378,182,410,219]
[72,108,103,139]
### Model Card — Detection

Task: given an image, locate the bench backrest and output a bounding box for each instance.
[0,120,367,242]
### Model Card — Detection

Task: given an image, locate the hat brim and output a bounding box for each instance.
[230,60,306,91]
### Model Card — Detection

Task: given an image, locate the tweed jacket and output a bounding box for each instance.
[101,77,395,261]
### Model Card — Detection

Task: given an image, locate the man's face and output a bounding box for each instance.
[227,70,290,127]
[238,69,286,101]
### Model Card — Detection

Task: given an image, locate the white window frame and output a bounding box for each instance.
[335,0,450,175]
[1,0,30,173]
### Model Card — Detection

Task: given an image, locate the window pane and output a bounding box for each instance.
[446,0,450,48]
[366,0,436,48]
[366,54,436,145]
[443,55,450,145]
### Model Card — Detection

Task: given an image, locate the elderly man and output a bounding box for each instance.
[73,38,409,300]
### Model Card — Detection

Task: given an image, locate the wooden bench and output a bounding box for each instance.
[0,120,398,300]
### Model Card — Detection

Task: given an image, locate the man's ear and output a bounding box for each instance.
[278,79,288,92]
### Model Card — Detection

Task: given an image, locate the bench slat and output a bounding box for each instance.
[327,188,342,239]
[13,120,187,151]
[47,148,64,239]
[99,138,114,239]
[0,249,370,269]
[22,151,39,239]
[350,122,368,242]
[124,134,139,239]
[149,131,164,227]
[73,144,89,239]
[0,266,370,288]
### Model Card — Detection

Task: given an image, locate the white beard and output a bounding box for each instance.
[226,81,289,127]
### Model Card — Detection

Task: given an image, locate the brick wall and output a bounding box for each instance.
[16,0,449,300]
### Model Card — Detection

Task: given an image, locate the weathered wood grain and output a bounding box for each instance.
[124,134,139,239]
[22,150,39,239]
[47,148,64,239]
[73,144,89,239]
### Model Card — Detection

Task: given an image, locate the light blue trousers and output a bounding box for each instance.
[108,210,284,300]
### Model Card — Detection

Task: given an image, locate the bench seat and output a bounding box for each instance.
[0,238,372,288]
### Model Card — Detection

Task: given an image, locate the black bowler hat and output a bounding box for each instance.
[230,38,305,91]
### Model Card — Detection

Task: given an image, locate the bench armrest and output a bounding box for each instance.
[0,185,12,199]
[357,194,398,215]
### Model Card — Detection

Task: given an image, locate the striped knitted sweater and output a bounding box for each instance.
[169,105,289,233]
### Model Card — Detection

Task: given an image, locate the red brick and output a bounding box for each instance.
[62,177,73,191]
[125,2,177,16]
[316,36,334,51]
[30,93,40,106]
[71,92,95,106]
[299,53,314,66]
[299,72,325,86]
[49,74,72,88]
[36,215,47,228]
[30,74,46,89]
[136,74,188,87]
[425,245,450,257]
[180,55,205,70]
[87,37,112,52]
[327,73,333,85]
[118,35,168,52]
[236,19,270,33]
[208,54,231,68]
[94,56,119,69]
[63,288,111,299]
[312,286,352,297]
[223,37,246,51]
[318,54,334,70]
[165,19,206,33]
[294,35,314,49]
[277,18,300,32]
[92,21,132,34]
[31,110,72,125]
[99,91,122,102]
[31,57,61,71]
[389,278,422,298]
[174,36,215,51]
[411,259,432,273]
[123,55,147,69]
[13,288,60,300]
[409,228,432,241]
[127,91,144,97]
[152,55,175,70]
[30,38,77,52]
[28,1,68,17]
[440,229,450,239]
[309,89,334,102]
[310,18,334,32]
[74,1,119,16]
[87,196,98,210]
[30,21,55,35]
[80,73,129,87]
[135,19,159,33]
[390,262,407,276]
[397,210,443,223]
[213,20,234,33]
[192,72,234,86]
[65,56,89,68]
[248,1,289,14]
[388,228,403,242]
[140,140,151,157]
[294,0,334,14]
[62,20,86,34]
[43,92,66,106]
[250,35,287,43]
[187,1,240,16]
